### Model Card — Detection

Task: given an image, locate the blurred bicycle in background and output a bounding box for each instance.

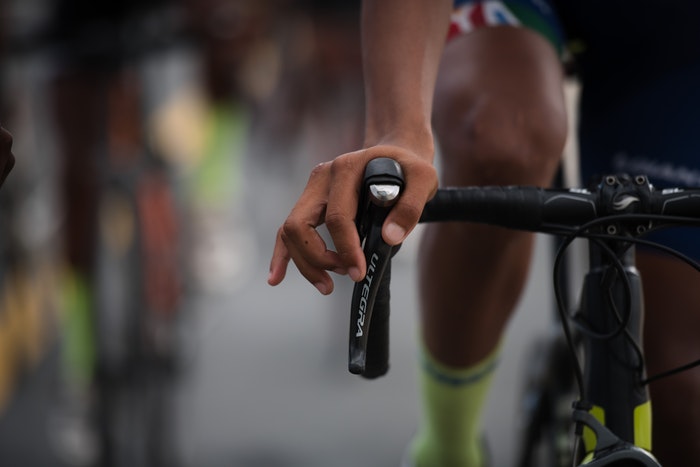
[0,0,368,465]
[0,0,262,465]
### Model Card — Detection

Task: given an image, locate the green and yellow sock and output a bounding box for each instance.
[410,342,500,467]
[59,270,95,389]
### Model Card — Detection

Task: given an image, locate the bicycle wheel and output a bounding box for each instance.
[94,162,182,467]
[517,331,580,467]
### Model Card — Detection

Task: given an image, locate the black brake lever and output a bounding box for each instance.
[348,158,404,378]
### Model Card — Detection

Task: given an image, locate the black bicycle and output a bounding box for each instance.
[349,158,700,465]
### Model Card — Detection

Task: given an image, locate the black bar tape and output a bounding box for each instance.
[421,186,598,229]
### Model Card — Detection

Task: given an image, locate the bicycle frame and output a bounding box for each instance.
[573,239,658,465]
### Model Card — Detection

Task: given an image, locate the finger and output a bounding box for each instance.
[268,228,291,286]
[283,165,347,273]
[268,227,340,295]
[272,161,349,293]
[383,159,437,245]
[282,215,344,271]
[326,152,367,281]
[286,244,336,295]
[0,126,14,187]
[275,222,342,295]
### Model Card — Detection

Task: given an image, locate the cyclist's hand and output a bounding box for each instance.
[268,145,437,294]
[0,125,15,187]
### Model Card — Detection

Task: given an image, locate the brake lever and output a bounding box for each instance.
[349,158,404,378]
[355,159,404,236]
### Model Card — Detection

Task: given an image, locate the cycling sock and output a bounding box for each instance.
[191,103,247,208]
[60,270,95,389]
[409,341,500,467]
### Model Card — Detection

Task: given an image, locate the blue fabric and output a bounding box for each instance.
[578,61,700,258]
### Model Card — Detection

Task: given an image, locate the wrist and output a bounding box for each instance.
[363,125,435,162]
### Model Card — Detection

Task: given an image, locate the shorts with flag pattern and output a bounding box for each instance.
[449,0,565,55]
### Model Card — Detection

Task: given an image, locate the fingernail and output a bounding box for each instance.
[314,282,330,295]
[385,222,406,244]
[349,267,362,282]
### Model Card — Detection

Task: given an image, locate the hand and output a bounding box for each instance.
[0,126,14,187]
[268,145,437,294]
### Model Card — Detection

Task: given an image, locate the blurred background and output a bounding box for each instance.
[0,0,574,466]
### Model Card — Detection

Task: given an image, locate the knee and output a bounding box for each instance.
[434,93,567,186]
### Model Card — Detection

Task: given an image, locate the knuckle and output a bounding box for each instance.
[324,210,347,232]
[330,153,359,177]
[403,162,438,198]
[308,161,329,179]
[281,217,302,242]
[277,225,288,241]
[409,158,437,179]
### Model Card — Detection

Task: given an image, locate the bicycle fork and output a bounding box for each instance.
[574,241,660,465]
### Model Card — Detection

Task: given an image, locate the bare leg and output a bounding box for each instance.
[639,253,700,466]
[408,26,567,467]
[421,26,567,367]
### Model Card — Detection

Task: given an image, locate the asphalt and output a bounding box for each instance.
[0,148,560,467]
[0,47,582,466]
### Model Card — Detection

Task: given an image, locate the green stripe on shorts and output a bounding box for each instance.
[506,1,564,55]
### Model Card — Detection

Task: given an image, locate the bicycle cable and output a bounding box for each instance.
[548,212,700,402]
[550,229,640,402]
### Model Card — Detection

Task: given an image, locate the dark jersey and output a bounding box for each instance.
[46,0,177,68]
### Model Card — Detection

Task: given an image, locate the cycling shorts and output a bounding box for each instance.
[449,0,565,54]
[449,0,700,259]
[577,61,700,260]
[562,2,700,259]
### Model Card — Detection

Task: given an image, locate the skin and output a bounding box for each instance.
[268,2,566,368]
[268,0,449,294]
[419,26,566,365]
[639,253,700,463]
[269,0,699,464]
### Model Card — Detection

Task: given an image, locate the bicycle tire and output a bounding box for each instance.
[517,332,580,467]
[94,164,181,467]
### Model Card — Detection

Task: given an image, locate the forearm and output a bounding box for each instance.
[362,0,452,159]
